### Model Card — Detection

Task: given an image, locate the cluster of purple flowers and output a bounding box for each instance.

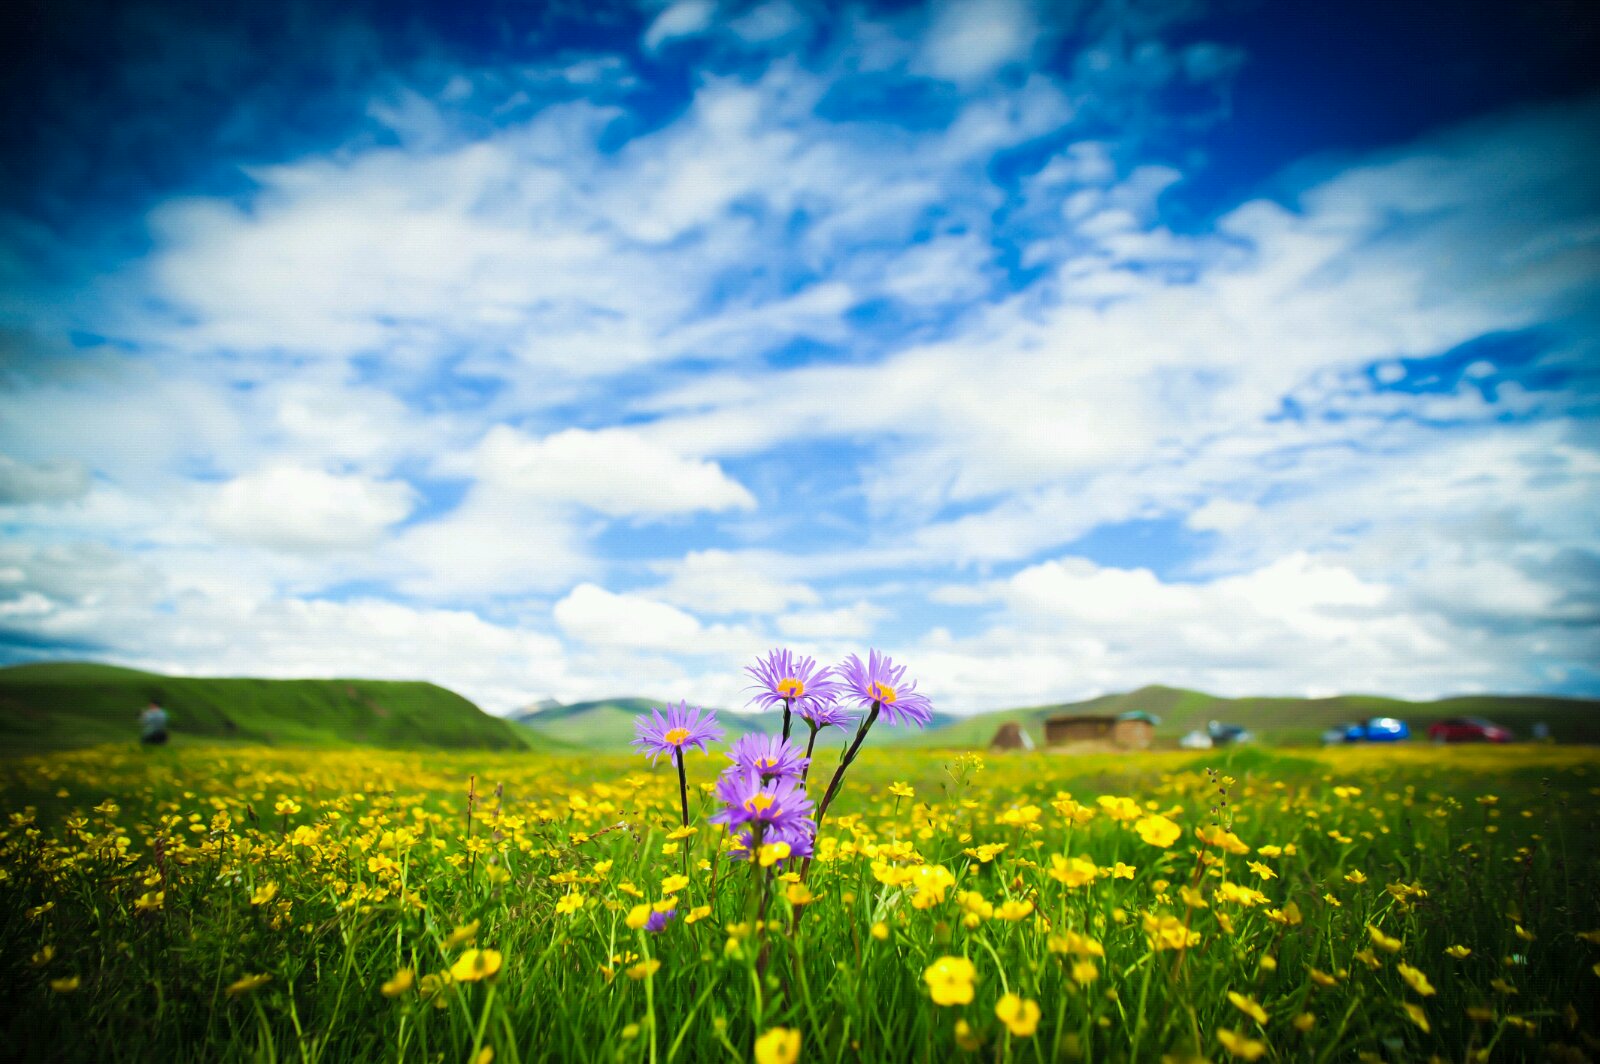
[631,647,935,872]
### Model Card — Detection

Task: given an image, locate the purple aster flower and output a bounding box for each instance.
[631,700,724,765]
[796,697,853,731]
[709,769,815,838]
[727,733,809,781]
[744,648,841,713]
[836,650,934,728]
[645,907,676,933]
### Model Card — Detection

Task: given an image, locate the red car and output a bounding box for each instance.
[1427,717,1513,743]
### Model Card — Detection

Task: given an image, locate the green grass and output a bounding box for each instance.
[0,662,534,752]
[1,742,1596,1063]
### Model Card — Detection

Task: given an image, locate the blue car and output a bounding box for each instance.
[1340,717,1411,743]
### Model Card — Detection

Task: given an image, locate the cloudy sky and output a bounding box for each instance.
[2,0,1597,714]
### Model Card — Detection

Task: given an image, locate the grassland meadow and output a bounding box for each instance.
[3,649,1598,1063]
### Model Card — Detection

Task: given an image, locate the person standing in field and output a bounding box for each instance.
[139,699,169,745]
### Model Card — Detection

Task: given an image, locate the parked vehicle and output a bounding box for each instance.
[1322,723,1356,745]
[1338,717,1411,743]
[1428,717,1513,743]
[1206,720,1254,746]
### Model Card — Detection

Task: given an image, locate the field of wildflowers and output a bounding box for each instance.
[2,649,1597,1063]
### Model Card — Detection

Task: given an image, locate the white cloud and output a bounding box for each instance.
[915,0,1039,82]
[909,552,1496,711]
[643,0,717,52]
[207,466,417,551]
[1186,499,1258,533]
[0,454,90,503]
[649,549,820,615]
[461,425,756,517]
[2,14,1595,712]
[776,601,883,639]
[554,582,761,658]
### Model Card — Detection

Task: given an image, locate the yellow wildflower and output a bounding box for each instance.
[1144,912,1199,951]
[1049,855,1099,888]
[1134,814,1182,848]
[226,973,272,997]
[1397,963,1436,997]
[754,1028,801,1064]
[1216,1028,1268,1061]
[924,956,978,1005]
[381,969,415,997]
[443,920,480,948]
[625,959,660,980]
[1228,991,1269,1025]
[1097,795,1142,821]
[449,949,502,982]
[995,993,1041,1037]
[1367,925,1402,953]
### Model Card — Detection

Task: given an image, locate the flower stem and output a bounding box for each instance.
[815,702,880,831]
[674,749,691,880]
[799,702,880,886]
[800,722,819,785]
[780,698,793,743]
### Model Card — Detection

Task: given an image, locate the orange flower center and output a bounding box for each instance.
[663,727,691,745]
[745,793,776,814]
[869,681,899,704]
[777,678,805,698]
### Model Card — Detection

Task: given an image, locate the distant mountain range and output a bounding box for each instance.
[893,684,1600,748]
[514,686,1600,749]
[4,663,1594,754]
[509,697,960,751]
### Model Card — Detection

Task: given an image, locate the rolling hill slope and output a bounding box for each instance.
[510,698,957,751]
[901,684,1600,748]
[0,662,532,752]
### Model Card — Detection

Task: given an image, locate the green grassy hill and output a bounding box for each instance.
[509,698,944,751]
[512,698,770,750]
[0,662,532,753]
[901,684,1600,749]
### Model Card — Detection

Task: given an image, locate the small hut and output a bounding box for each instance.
[990,721,1036,752]
[1112,711,1158,750]
[1044,714,1114,745]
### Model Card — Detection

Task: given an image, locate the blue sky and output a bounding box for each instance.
[2,0,1597,713]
